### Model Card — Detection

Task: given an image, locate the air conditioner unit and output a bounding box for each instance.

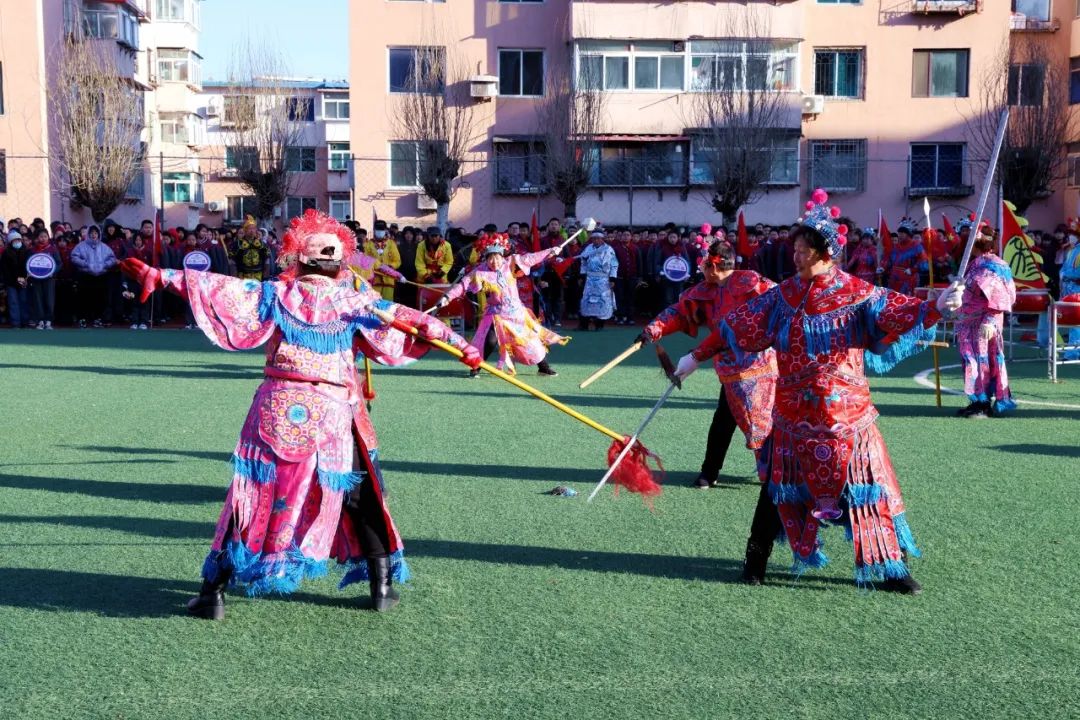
[802,94,825,115]
[469,75,499,101]
[417,193,438,211]
[205,201,223,213]
[206,99,221,117]
[220,167,238,178]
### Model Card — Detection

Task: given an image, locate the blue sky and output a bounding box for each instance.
[199,0,349,81]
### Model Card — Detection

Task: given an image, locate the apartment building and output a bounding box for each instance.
[198,79,352,228]
[350,0,1077,231]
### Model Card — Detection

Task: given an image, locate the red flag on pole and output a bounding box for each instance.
[551,255,576,280]
[736,210,752,260]
[530,207,541,253]
[878,209,893,259]
[942,213,959,247]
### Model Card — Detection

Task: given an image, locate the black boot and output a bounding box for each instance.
[880,573,923,596]
[739,539,771,585]
[956,400,989,419]
[187,574,229,620]
[369,556,400,612]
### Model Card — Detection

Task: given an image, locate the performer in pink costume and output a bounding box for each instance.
[675,190,965,592]
[436,234,568,377]
[120,210,480,619]
[951,234,1017,418]
[639,240,777,488]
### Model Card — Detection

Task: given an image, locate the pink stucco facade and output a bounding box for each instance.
[349,0,1074,231]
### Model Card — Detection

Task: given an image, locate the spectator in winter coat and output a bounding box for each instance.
[28,228,60,329]
[70,224,117,326]
[1,229,31,327]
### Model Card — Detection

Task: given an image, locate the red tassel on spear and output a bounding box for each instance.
[368,307,663,498]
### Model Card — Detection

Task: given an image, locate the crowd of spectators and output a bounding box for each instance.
[1,211,1075,331]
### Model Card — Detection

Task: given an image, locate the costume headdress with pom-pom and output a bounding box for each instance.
[476,232,509,257]
[799,188,848,257]
[278,209,358,280]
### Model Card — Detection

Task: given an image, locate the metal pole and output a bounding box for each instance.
[957,109,1009,278]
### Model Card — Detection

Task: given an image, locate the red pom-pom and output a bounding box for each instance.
[837,224,848,235]
[811,188,828,204]
[605,437,664,504]
[837,235,848,247]
[701,223,712,235]
[805,201,814,210]
[830,206,841,219]
[695,234,703,243]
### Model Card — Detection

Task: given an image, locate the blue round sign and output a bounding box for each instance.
[183,250,212,272]
[26,253,57,280]
[662,255,690,282]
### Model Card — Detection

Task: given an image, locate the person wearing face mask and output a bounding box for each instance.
[70,224,118,327]
[363,220,401,301]
[436,234,565,377]
[677,189,965,593]
[1,229,31,328]
[119,209,480,619]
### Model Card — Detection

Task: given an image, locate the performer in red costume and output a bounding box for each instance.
[120,210,480,619]
[675,190,964,592]
[639,240,776,490]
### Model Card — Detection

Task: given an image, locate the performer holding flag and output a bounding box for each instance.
[119,210,482,618]
[675,189,965,592]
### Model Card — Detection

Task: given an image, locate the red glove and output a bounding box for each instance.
[460,345,482,370]
[119,258,163,303]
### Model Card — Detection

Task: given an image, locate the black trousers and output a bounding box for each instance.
[700,387,738,481]
[77,272,110,322]
[342,450,391,559]
[479,326,552,373]
[748,479,783,548]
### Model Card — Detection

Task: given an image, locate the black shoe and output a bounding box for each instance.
[956,401,989,419]
[880,574,923,596]
[740,540,771,585]
[186,579,226,620]
[467,369,480,379]
[692,475,712,490]
[537,365,558,376]
[368,556,400,612]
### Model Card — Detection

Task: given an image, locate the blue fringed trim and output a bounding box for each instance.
[864,305,936,375]
[232,452,276,485]
[257,281,276,322]
[993,397,1017,415]
[338,549,411,589]
[317,467,363,492]
[844,482,886,508]
[854,559,910,588]
[769,482,811,506]
[201,549,229,584]
[791,548,829,578]
[264,296,356,354]
[892,512,921,558]
[220,541,330,597]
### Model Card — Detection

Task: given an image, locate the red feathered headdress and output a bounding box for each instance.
[278,209,358,280]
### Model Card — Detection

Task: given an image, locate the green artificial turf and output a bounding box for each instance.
[0,328,1077,719]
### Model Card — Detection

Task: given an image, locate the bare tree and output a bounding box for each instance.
[48,31,145,223]
[683,11,797,225]
[535,23,606,219]
[390,43,479,232]
[967,36,1075,215]
[220,38,305,222]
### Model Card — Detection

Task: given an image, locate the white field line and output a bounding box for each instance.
[912,360,1080,411]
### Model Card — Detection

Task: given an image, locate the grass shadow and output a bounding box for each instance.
[0,514,211,539]
[0,568,197,618]
[0,362,256,381]
[989,443,1080,459]
[0,472,224,504]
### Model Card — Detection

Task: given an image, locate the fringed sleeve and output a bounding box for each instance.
[353,300,471,367]
[161,269,275,351]
[692,288,779,362]
[863,289,941,374]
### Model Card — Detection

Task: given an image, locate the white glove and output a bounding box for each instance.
[936,281,965,314]
[979,323,996,341]
[904,268,912,276]
[436,296,450,309]
[674,353,700,381]
[549,245,561,257]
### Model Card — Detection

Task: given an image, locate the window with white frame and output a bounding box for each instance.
[1007,63,1045,107]
[577,41,687,91]
[286,196,317,218]
[323,93,350,120]
[226,195,258,222]
[222,95,256,126]
[225,146,259,171]
[588,141,686,187]
[156,0,201,26]
[329,195,351,221]
[910,143,966,190]
[809,139,867,192]
[157,49,201,85]
[388,47,446,93]
[688,40,798,92]
[159,113,190,144]
[814,49,863,99]
[690,133,799,186]
[163,172,202,204]
[329,143,351,171]
[285,147,316,172]
[1012,0,1051,22]
[390,142,421,187]
[499,49,544,96]
[912,49,969,98]
[83,2,140,48]
[494,141,547,194]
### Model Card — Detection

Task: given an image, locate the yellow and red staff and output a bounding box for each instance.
[369,306,662,499]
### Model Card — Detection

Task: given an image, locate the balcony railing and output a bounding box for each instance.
[590,158,686,188]
[911,1,980,14]
[1010,14,1060,32]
